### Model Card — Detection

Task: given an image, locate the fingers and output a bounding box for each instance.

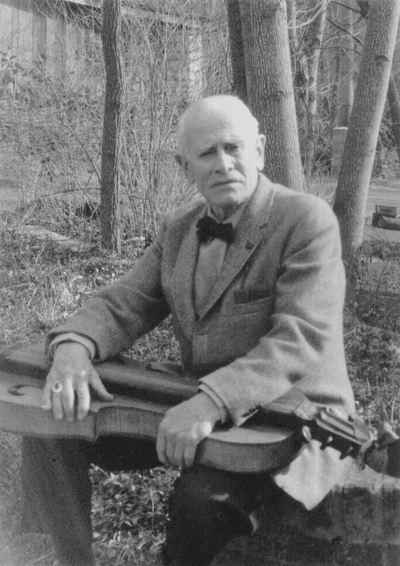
[89,372,114,402]
[51,382,64,420]
[156,428,167,464]
[42,362,112,422]
[157,422,212,468]
[156,395,220,468]
[42,382,53,412]
[76,381,91,421]
[74,369,113,421]
[162,438,197,468]
[62,380,76,422]
[47,378,81,421]
[174,434,198,468]
[157,429,194,468]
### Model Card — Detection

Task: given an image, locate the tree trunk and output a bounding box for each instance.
[239,0,304,191]
[302,0,327,178]
[333,0,400,270]
[337,0,355,127]
[286,0,298,54]
[357,1,400,177]
[226,0,247,102]
[288,0,310,167]
[387,74,400,168]
[100,0,124,252]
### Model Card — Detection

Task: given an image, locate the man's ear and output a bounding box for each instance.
[175,154,193,183]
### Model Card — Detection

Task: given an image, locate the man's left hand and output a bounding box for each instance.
[156,392,221,468]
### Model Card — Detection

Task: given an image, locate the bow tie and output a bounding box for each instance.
[196,216,234,244]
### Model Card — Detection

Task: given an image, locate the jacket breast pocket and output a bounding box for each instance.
[232,292,274,316]
[219,295,274,358]
[234,288,272,306]
[196,296,275,370]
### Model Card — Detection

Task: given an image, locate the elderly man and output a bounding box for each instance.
[21,95,354,566]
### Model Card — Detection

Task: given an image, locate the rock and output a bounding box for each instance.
[15,225,91,251]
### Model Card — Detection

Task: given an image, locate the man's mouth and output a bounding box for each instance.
[213,180,238,187]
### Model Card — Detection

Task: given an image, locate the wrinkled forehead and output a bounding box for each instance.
[181,106,259,154]
[191,127,246,154]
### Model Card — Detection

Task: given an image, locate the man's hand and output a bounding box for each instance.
[156,392,221,468]
[42,342,113,422]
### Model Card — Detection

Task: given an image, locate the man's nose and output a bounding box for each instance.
[215,150,233,173]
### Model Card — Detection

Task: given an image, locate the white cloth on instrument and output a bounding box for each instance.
[272,440,348,510]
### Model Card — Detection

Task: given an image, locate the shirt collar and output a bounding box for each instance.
[205,201,247,229]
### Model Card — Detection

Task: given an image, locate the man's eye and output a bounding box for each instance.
[226,145,240,153]
[200,149,214,158]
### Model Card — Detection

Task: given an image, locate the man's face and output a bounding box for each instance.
[177,109,265,220]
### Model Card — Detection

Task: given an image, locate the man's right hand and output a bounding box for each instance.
[42,342,113,422]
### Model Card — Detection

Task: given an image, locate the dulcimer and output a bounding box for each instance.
[0,343,399,476]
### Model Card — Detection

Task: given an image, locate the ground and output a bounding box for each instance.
[1,136,400,565]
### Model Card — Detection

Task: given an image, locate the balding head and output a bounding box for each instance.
[175,95,265,220]
[176,95,260,155]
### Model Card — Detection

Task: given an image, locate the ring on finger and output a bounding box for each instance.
[51,382,63,395]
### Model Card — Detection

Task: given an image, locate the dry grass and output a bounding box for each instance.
[0,210,180,566]
[1,204,400,565]
[345,240,400,428]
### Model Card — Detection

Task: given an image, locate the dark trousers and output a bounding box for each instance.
[21,436,281,566]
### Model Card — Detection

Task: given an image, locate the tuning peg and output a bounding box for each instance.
[321,436,334,450]
[340,446,356,460]
[301,426,312,443]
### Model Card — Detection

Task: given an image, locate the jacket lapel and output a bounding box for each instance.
[172,204,203,339]
[172,175,276,336]
[198,175,276,318]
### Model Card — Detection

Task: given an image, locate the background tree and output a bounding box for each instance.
[287,0,331,177]
[100,0,125,252]
[226,0,247,102]
[333,0,400,271]
[336,0,356,128]
[388,75,400,166]
[238,0,305,191]
[329,0,358,177]
[300,0,327,177]
[357,0,400,173]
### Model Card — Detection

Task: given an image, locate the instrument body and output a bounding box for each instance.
[1,343,399,476]
[0,344,300,473]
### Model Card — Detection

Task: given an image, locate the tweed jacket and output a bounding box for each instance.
[49,174,355,508]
